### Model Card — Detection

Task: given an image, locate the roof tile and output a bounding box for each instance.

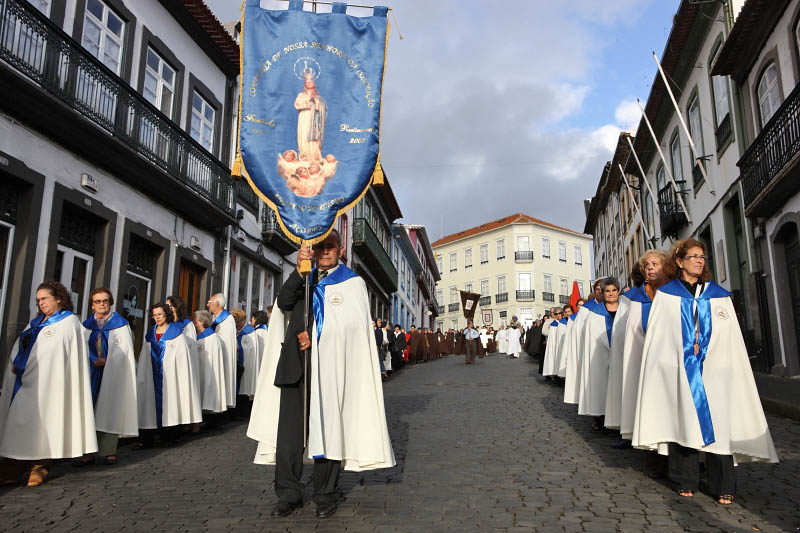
[432,213,587,248]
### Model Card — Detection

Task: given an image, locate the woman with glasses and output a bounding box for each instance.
[633,238,778,505]
[75,288,138,466]
[0,281,96,486]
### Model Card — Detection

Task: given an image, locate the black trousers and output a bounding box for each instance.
[465,339,478,363]
[275,381,341,505]
[391,350,403,372]
[668,442,735,496]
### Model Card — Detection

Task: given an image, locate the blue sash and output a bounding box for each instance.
[211,309,231,331]
[10,309,73,404]
[626,285,654,332]
[255,324,268,331]
[196,327,215,340]
[145,322,183,428]
[659,279,731,446]
[83,312,129,405]
[311,265,358,341]
[587,301,614,346]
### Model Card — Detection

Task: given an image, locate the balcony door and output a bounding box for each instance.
[55,244,93,320]
[785,228,800,371]
[79,0,124,123]
[141,47,176,161]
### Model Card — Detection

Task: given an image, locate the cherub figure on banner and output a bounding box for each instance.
[277,57,338,198]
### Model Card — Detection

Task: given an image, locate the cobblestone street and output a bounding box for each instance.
[1,353,799,532]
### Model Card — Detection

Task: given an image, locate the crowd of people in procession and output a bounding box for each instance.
[0,282,273,487]
[525,237,778,505]
[0,235,780,510]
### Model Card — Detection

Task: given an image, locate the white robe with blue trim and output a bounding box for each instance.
[632,283,778,463]
[604,296,630,429]
[578,305,613,417]
[563,308,590,404]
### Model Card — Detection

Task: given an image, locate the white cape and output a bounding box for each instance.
[632,282,778,463]
[578,305,613,417]
[506,328,522,356]
[94,324,138,437]
[541,322,562,376]
[0,313,97,460]
[238,328,260,397]
[215,313,238,408]
[603,296,630,429]
[137,330,203,428]
[556,318,574,378]
[196,331,227,413]
[620,290,650,440]
[496,329,508,353]
[564,309,590,404]
[248,276,396,472]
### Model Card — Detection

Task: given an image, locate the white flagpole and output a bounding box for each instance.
[618,163,652,242]
[625,135,659,218]
[652,51,715,195]
[636,99,693,224]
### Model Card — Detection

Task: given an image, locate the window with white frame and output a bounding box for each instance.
[479,243,489,264]
[464,282,473,292]
[400,260,406,290]
[757,62,781,127]
[576,280,585,297]
[436,288,443,304]
[436,255,443,275]
[516,235,530,251]
[497,275,507,294]
[670,132,683,184]
[518,272,531,290]
[496,239,506,260]
[143,48,175,118]
[687,94,703,168]
[542,237,550,258]
[574,245,582,265]
[464,248,473,269]
[558,241,567,262]
[543,274,552,293]
[191,91,215,152]
[710,46,730,130]
[560,277,568,295]
[449,286,458,303]
[449,252,457,272]
[450,318,458,330]
[656,163,666,191]
[480,278,489,296]
[81,0,124,74]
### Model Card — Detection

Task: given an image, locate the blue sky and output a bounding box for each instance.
[207,0,681,237]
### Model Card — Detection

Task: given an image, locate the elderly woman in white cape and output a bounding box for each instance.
[137,303,202,446]
[0,281,96,486]
[578,278,622,430]
[541,311,562,377]
[207,293,238,409]
[75,287,137,466]
[603,290,631,432]
[564,300,591,404]
[632,239,777,505]
[193,310,227,415]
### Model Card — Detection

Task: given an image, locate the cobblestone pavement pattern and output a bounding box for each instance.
[1,354,799,532]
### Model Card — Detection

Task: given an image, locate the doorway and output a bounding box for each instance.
[786,228,800,370]
[54,244,93,320]
[121,270,152,359]
[178,258,205,315]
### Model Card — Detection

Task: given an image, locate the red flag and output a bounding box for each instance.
[569,281,581,312]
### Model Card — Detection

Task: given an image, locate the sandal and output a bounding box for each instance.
[677,489,694,498]
[717,494,733,505]
[27,464,49,487]
[104,456,117,465]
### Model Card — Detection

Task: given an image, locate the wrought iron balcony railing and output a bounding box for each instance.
[542,291,555,302]
[0,0,236,217]
[236,180,259,213]
[479,296,491,306]
[353,217,397,292]
[448,303,460,312]
[559,295,570,304]
[261,206,300,256]
[657,184,689,238]
[515,251,534,262]
[516,290,535,301]
[495,293,508,303]
[739,82,800,216]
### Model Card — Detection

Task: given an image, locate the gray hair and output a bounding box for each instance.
[210,293,226,308]
[194,309,213,328]
[600,277,620,292]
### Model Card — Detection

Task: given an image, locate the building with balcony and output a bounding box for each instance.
[0,0,295,362]
[348,178,402,322]
[432,213,592,329]
[390,224,421,330]
[712,0,800,376]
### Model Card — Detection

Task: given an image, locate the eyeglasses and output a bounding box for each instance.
[684,254,706,262]
[92,299,110,304]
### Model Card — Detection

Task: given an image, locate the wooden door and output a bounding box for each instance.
[786,231,800,367]
[178,259,205,315]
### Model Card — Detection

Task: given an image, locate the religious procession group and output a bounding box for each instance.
[375,320,528,377]
[529,237,778,505]
[0,282,269,487]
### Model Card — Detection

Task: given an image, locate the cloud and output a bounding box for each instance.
[614,99,642,132]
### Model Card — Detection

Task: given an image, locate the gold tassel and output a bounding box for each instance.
[372,158,385,186]
[231,153,243,177]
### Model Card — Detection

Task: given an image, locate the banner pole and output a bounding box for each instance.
[618,163,652,242]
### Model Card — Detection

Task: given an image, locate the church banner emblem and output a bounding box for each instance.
[234,0,389,244]
[481,309,493,326]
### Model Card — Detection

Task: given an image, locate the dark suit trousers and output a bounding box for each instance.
[668,442,735,497]
[465,339,478,363]
[275,381,341,505]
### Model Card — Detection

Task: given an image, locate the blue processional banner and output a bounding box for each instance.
[234,0,389,245]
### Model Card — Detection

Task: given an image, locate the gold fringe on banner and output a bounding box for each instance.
[372,158,384,186]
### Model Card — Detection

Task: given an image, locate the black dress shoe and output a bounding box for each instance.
[270,500,301,518]
[315,501,338,519]
[610,439,632,449]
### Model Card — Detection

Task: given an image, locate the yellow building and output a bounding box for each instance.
[432,214,593,330]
